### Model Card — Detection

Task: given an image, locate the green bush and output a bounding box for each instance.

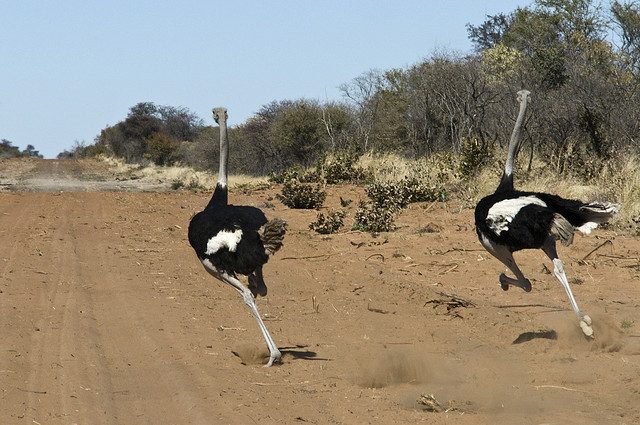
[366,178,446,211]
[268,165,320,184]
[352,201,396,233]
[401,178,448,203]
[309,209,347,234]
[460,137,491,178]
[144,131,181,165]
[318,151,368,184]
[276,180,326,209]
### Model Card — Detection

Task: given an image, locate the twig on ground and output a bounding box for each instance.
[17,388,47,394]
[365,253,385,262]
[439,264,459,275]
[533,385,587,393]
[367,303,392,314]
[580,239,612,261]
[281,253,340,260]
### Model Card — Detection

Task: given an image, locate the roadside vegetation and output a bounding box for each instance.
[5,0,638,230]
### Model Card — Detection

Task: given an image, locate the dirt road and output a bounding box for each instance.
[1,159,639,424]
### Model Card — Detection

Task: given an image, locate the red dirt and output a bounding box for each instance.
[1,159,639,424]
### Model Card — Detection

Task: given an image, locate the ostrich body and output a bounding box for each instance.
[474,90,620,338]
[188,107,287,366]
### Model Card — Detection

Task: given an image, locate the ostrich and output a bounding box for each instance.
[474,90,620,338]
[188,107,287,366]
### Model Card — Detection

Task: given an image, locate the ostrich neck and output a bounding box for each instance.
[498,96,528,192]
[206,118,229,209]
[217,121,229,188]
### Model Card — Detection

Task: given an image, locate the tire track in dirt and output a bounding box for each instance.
[23,193,119,424]
[61,193,239,424]
[0,193,50,422]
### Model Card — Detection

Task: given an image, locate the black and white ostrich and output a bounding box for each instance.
[474,90,620,338]
[188,107,287,366]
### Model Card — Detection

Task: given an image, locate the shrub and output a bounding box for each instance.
[460,137,491,178]
[144,131,181,165]
[268,165,320,184]
[402,178,448,203]
[277,180,326,209]
[352,201,396,233]
[366,178,446,211]
[318,150,368,184]
[309,209,347,234]
[366,180,408,211]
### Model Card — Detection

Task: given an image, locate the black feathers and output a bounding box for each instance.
[188,204,270,276]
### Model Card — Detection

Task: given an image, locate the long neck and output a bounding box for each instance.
[207,115,229,208]
[497,91,529,192]
[217,119,229,189]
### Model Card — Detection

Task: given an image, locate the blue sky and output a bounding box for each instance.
[1,1,530,158]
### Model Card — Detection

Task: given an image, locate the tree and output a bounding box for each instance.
[144,131,181,165]
[22,144,43,158]
[95,102,204,164]
[467,13,514,51]
[0,139,21,158]
[612,0,640,73]
[339,70,385,151]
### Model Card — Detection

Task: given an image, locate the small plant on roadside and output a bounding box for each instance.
[171,180,185,190]
[460,137,491,178]
[309,209,347,234]
[416,223,443,234]
[621,319,634,329]
[352,201,396,233]
[366,180,408,211]
[277,180,326,209]
[339,196,352,207]
[366,178,446,212]
[269,165,320,184]
[402,178,448,203]
[318,150,368,184]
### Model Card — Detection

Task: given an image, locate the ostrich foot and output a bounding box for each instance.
[579,314,594,339]
[499,273,532,292]
[264,348,282,367]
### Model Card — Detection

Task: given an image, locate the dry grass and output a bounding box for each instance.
[358,151,637,228]
[98,156,267,190]
[99,152,637,229]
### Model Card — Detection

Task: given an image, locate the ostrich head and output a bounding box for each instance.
[212,107,228,125]
[517,90,531,105]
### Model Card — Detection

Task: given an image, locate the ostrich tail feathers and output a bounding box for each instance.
[260,218,287,256]
[579,202,621,223]
[550,213,575,246]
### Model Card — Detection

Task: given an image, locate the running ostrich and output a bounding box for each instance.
[188,107,287,366]
[474,90,620,338]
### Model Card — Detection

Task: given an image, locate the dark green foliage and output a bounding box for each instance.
[366,178,446,211]
[467,12,513,51]
[268,165,321,184]
[402,178,448,203]
[309,209,347,234]
[352,201,396,233]
[460,137,491,178]
[276,180,326,209]
[144,132,180,165]
[92,102,202,164]
[340,197,352,207]
[318,150,368,184]
[366,180,408,211]
[171,179,204,191]
[1,140,44,159]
